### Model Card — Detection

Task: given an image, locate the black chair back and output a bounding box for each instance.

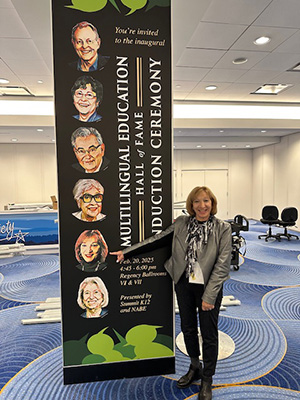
[281,207,298,223]
[261,205,279,221]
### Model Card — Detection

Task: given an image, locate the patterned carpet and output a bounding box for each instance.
[0,220,299,399]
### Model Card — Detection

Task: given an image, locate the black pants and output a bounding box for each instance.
[175,273,223,377]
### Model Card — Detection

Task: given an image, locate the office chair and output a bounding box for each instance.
[276,207,299,241]
[258,205,280,242]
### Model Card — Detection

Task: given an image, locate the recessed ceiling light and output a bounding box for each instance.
[254,36,271,45]
[11,138,18,142]
[196,145,202,148]
[252,84,291,95]
[221,144,227,148]
[37,128,44,132]
[0,78,9,84]
[205,85,217,91]
[37,80,43,84]
[219,130,224,133]
[245,144,251,148]
[261,130,267,133]
[232,57,248,65]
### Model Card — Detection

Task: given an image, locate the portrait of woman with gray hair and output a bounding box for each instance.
[72,179,106,222]
[77,276,109,318]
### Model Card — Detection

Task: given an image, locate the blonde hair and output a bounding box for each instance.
[77,276,109,309]
[186,186,217,217]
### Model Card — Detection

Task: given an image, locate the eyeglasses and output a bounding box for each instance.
[75,39,98,47]
[74,90,96,100]
[80,193,103,203]
[75,144,101,156]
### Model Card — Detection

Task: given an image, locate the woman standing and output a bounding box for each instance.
[111,186,232,400]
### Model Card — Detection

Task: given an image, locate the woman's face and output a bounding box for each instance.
[192,190,212,222]
[80,236,100,263]
[79,186,103,222]
[82,282,103,311]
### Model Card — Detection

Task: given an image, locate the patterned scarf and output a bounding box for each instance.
[185,215,213,277]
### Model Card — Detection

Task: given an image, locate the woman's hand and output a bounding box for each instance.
[110,250,124,263]
[202,301,214,311]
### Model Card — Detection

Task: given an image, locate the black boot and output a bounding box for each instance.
[177,364,202,389]
[198,376,212,400]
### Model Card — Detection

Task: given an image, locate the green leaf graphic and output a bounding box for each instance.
[120,0,147,15]
[87,327,114,355]
[108,0,121,11]
[65,0,107,12]
[82,354,105,364]
[146,0,170,11]
[125,324,161,345]
[63,334,90,366]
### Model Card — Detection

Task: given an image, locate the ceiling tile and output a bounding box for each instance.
[173,80,199,92]
[254,0,300,28]
[252,52,300,71]
[214,50,269,69]
[231,26,297,52]
[173,67,210,81]
[274,30,300,54]
[185,92,220,101]
[177,48,225,68]
[236,70,280,84]
[202,0,272,25]
[5,58,51,76]
[18,74,54,96]
[0,0,14,8]
[172,0,212,63]
[187,22,247,50]
[0,59,23,85]
[271,71,300,85]
[0,38,42,60]
[218,82,261,96]
[173,92,189,100]
[0,8,30,38]
[190,81,232,94]
[202,68,246,83]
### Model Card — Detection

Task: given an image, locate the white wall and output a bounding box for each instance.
[252,131,300,221]
[174,149,253,219]
[0,143,57,210]
[3,134,299,221]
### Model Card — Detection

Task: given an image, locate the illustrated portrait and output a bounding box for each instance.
[70,21,109,72]
[75,229,108,272]
[77,276,109,318]
[72,178,106,222]
[71,76,103,123]
[71,127,110,173]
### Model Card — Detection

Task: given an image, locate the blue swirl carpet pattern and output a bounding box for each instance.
[0,220,299,399]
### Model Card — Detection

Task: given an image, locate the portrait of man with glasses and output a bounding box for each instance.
[69,21,110,72]
[71,76,103,123]
[72,179,106,222]
[71,127,110,173]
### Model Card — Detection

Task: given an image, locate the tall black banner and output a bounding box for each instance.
[52,0,173,384]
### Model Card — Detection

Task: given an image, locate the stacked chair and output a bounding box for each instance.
[258,205,299,242]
